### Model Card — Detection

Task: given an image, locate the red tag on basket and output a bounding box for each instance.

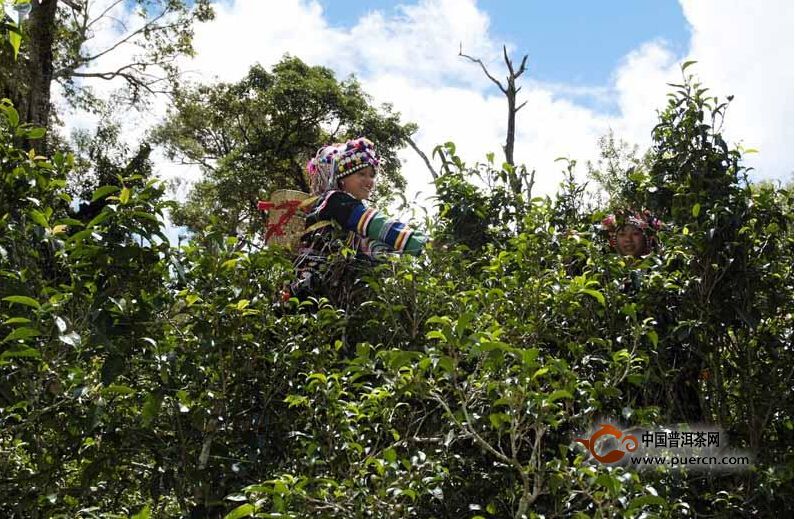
[258,199,303,242]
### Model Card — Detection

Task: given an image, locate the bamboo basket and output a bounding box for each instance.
[259,189,311,250]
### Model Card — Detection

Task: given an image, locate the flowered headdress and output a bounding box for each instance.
[333,137,380,184]
[601,208,663,255]
[306,144,343,196]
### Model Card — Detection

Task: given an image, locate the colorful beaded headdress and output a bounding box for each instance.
[601,209,662,254]
[306,144,343,195]
[333,137,380,184]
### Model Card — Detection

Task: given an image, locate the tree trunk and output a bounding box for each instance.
[504,82,516,167]
[24,0,57,151]
[0,0,58,149]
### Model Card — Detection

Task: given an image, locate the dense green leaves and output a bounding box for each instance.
[153,57,417,236]
[0,69,792,519]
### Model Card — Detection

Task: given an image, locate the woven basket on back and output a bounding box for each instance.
[260,189,311,251]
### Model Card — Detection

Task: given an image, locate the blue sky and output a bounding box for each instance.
[318,1,691,89]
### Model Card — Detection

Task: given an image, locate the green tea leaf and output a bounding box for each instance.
[628,495,667,511]
[103,384,136,396]
[532,367,550,380]
[222,259,239,270]
[2,327,39,343]
[131,504,151,519]
[141,393,163,427]
[1,344,40,359]
[383,447,397,463]
[87,210,112,228]
[28,209,49,227]
[546,389,573,403]
[27,127,46,139]
[8,26,21,60]
[578,289,605,306]
[2,295,40,309]
[54,217,84,227]
[3,317,31,325]
[91,185,119,202]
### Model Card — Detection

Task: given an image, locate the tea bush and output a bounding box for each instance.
[0,71,791,518]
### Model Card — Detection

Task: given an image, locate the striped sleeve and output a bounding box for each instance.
[317,191,427,255]
[352,209,426,255]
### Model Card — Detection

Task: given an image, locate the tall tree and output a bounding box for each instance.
[0,0,213,150]
[153,56,417,236]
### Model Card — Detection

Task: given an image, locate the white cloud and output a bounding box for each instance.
[679,0,793,180]
[599,0,793,181]
[612,41,679,148]
[346,0,494,87]
[184,0,329,82]
[56,0,793,228]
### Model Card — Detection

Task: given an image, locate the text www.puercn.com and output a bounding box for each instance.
[629,455,750,466]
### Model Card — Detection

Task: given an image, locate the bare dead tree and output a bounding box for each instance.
[459,43,528,168]
[403,44,533,187]
[459,44,536,209]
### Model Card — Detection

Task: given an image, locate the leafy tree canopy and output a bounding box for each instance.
[153,56,417,236]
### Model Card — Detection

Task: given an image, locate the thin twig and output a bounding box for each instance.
[459,42,506,94]
[406,135,438,180]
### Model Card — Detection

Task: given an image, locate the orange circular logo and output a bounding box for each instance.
[575,424,638,464]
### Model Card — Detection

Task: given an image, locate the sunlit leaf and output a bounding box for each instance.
[59,331,81,347]
[141,393,163,427]
[8,27,21,60]
[103,384,136,396]
[578,289,605,306]
[0,344,40,359]
[2,295,40,309]
[131,504,151,519]
[546,389,573,403]
[3,317,31,325]
[91,185,120,202]
[28,209,49,227]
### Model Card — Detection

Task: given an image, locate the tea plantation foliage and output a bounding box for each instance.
[0,75,792,518]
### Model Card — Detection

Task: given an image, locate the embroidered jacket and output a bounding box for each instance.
[289,190,427,299]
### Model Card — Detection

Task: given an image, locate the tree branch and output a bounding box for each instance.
[66,61,171,96]
[86,0,126,30]
[459,42,507,94]
[61,0,83,11]
[82,8,170,64]
[430,390,512,465]
[406,135,438,180]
